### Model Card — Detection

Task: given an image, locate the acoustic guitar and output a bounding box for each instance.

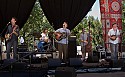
[110,35,117,41]
[54,32,66,41]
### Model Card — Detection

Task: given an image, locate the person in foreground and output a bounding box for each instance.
[55,21,70,62]
[5,17,19,59]
[108,23,120,61]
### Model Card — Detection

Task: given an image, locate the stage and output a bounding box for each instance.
[0,45,125,77]
[77,72,125,77]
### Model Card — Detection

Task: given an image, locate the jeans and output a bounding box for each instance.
[110,43,119,61]
[6,40,18,59]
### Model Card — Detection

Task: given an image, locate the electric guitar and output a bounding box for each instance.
[5,25,17,41]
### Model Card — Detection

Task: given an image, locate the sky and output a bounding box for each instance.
[86,0,101,20]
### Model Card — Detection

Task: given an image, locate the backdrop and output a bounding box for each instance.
[39,0,96,30]
[0,0,95,36]
[0,0,36,35]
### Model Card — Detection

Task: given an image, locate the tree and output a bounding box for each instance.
[72,16,103,49]
[19,1,53,50]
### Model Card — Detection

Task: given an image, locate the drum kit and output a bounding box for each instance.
[33,32,57,52]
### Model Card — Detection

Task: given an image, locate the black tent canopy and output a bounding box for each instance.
[0,0,96,35]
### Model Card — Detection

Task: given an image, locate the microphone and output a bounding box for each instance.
[7,22,10,25]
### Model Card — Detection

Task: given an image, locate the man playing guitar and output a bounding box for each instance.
[5,17,19,59]
[54,21,70,62]
[108,23,120,61]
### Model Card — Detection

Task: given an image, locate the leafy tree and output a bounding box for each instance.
[19,1,53,50]
[72,16,103,49]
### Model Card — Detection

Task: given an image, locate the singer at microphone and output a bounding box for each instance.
[5,17,19,59]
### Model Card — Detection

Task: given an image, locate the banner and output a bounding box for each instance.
[100,0,122,46]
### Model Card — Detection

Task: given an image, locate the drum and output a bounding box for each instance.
[37,41,45,52]
[37,41,50,52]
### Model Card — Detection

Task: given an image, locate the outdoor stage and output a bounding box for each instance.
[77,72,125,77]
[0,44,125,77]
[0,51,125,77]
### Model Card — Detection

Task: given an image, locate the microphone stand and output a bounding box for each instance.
[51,23,57,52]
[0,22,10,61]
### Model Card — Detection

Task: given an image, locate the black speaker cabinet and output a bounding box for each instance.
[86,52,99,63]
[68,36,77,58]
[55,67,76,77]
[48,58,62,68]
[69,58,83,67]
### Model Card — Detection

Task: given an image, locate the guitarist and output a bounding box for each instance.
[5,17,19,59]
[108,23,120,62]
[55,21,70,62]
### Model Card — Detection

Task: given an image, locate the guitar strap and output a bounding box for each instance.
[115,29,117,36]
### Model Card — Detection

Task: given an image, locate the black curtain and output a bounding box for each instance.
[0,0,36,35]
[39,0,96,30]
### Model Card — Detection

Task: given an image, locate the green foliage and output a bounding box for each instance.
[72,16,103,48]
[19,1,53,50]
[122,1,125,43]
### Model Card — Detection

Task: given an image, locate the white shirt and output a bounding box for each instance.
[40,33,49,42]
[108,28,120,44]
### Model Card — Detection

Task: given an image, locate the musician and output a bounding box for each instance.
[39,28,50,51]
[55,21,70,62]
[5,17,19,59]
[40,28,49,42]
[80,28,88,60]
[108,23,120,61]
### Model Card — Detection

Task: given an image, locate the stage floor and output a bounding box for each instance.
[77,72,125,77]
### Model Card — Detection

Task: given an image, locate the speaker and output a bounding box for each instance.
[68,36,77,58]
[86,52,99,63]
[55,67,76,77]
[12,62,28,71]
[2,59,16,70]
[48,58,62,68]
[3,59,16,66]
[3,59,27,71]
[69,58,83,67]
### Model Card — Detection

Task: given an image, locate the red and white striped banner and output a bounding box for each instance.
[100,0,122,44]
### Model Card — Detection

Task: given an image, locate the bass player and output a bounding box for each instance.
[80,28,88,60]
